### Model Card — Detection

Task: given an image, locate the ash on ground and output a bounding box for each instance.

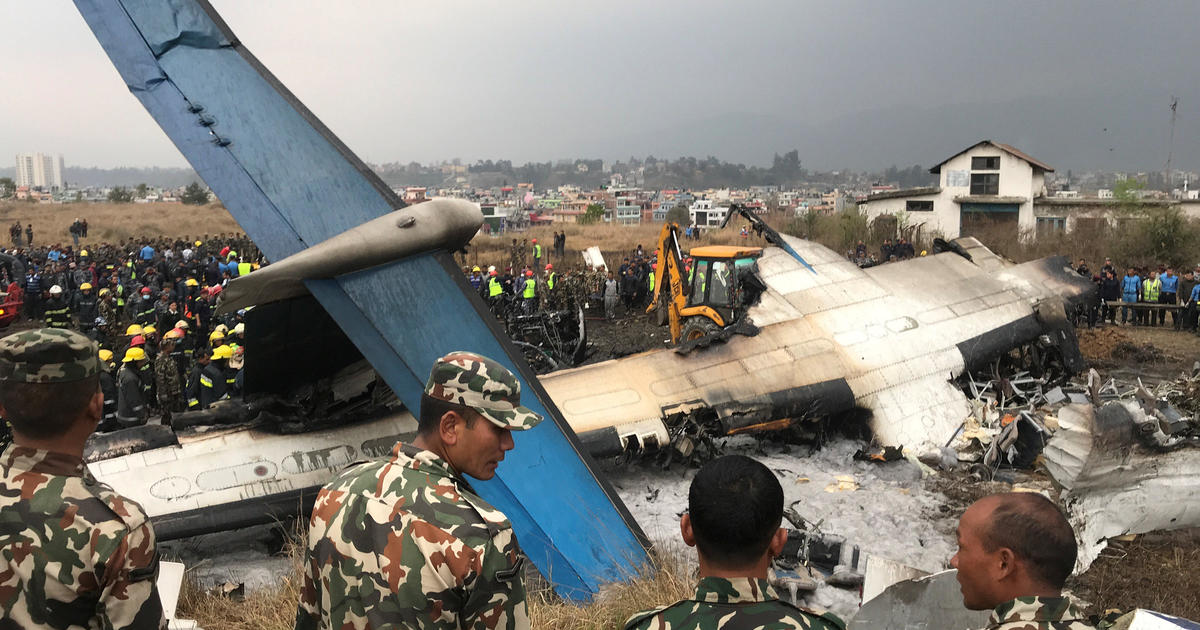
[603,436,958,618]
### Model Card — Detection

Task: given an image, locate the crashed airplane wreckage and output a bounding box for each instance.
[544,232,1096,459]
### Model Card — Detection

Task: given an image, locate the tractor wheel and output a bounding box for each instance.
[680,317,720,342]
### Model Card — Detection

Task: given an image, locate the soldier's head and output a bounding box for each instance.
[415,351,543,481]
[0,329,102,444]
[682,455,786,576]
[951,493,1076,610]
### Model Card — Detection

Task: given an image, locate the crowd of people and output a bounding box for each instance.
[0,230,264,428]
[1078,257,1200,330]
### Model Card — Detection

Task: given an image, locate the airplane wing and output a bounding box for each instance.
[73,0,648,600]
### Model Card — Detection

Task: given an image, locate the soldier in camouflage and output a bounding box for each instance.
[0,328,166,630]
[154,335,184,424]
[296,351,543,630]
[625,455,844,630]
[951,493,1095,630]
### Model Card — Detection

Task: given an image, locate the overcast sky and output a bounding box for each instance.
[3,1,1198,171]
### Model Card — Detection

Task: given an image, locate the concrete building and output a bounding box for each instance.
[861,141,1052,239]
[15,153,65,191]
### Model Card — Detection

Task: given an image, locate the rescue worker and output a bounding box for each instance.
[532,237,542,269]
[295,351,542,630]
[116,347,150,427]
[522,269,537,314]
[543,263,557,309]
[154,336,183,424]
[133,287,156,327]
[1160,267,1178,327]
[43,285,73,330]
[0,328,166,629]
[95,348,120,433]
[211,344,239,396]
[625,455,844,630]
[73,282,100,337]
[185,348,226,411]
[950,493,1094,630]
[1120,268,1141,325]
[1141,270,1161,327]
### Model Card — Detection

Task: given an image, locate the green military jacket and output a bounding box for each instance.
[295,442,528,630]
[987,596,1095,630]
[624,576,845,630]
[0,444,165,630]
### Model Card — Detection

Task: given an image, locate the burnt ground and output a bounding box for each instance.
[576,302,674,365]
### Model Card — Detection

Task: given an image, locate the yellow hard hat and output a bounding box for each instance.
[472,266,481,272]
[98,288,110,297]
[920,250,928,256]
[163,328,184,339]
[175,320,189,329]
[143,325,156,335]
[209,331,225,342]
[80,250,89,257]
[212,344,234,360]
[98,349,114,362]
[80,282,93,291]
[195,240,202,247]
[185,278,199,287]
[214,324,229,335]
[122,347,147,362]
[125,324,143,336]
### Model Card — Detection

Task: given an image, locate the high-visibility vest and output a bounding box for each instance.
[488,278,502,297]
[523,278,536,299]
[1143,278,1161,301]
[547,272,556,290]
[649,271,655,292]
[238,262,252,276]
[533,244,542,259]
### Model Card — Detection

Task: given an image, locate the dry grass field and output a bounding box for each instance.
[0,201,242,245]
[177,535,694,630]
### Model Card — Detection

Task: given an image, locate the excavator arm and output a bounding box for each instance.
[645,222,690,342]
[721,204,816,273]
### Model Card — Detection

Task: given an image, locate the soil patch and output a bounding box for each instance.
[1071,528,1200,621]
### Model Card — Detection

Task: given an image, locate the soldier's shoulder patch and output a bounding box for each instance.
[622,603,675,630]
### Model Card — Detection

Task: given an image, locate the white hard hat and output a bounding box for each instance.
[488,265,496,273]
[49,285,62,295]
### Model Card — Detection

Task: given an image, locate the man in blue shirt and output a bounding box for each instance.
[1120,268,1141,325]
[1160,267,1179,328]
[139,244,154,261]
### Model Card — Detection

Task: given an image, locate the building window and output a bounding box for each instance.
[971,156,1000,170]
[906,200,933,212]
[1036,217,1065,238]
[970,173,1000,195]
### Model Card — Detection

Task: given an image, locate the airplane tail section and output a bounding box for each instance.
[73,0,648,600]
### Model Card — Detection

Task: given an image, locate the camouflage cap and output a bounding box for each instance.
[0,328,100,383]
[424,351,543,431]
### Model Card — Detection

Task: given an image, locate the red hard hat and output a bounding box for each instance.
[545,264,553,270]
[525,270,533,277]
[130,335,145,346]
[531,238,537,243]
[140,287,151,294]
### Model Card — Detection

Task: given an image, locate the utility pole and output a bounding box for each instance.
[1166,96,1178,192]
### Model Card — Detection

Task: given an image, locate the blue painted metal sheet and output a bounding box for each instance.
[73,0,649,601]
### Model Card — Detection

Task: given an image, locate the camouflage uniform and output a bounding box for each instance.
[0,328,165,630]
[985,596,1095,630]
[296,351,543,630]
[154,352,183,414]
[624,576,845,630]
